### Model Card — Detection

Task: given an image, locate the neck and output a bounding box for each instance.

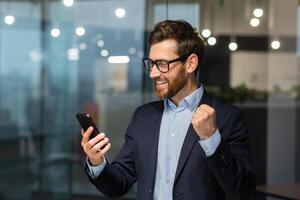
[170,76,199,106]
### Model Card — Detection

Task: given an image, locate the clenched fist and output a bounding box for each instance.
[191,104,217,140]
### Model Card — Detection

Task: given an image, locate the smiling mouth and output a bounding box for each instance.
[155,80,167,85]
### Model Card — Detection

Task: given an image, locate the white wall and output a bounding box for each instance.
[230,52,268,91]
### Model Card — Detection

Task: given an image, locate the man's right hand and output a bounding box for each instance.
[81,127,111,166]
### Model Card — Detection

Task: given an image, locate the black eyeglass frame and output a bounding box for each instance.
[142,54,190,73]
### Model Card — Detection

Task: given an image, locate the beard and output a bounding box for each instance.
[153,65,188,99]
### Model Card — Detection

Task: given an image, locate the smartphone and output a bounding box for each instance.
[76,113,99,140]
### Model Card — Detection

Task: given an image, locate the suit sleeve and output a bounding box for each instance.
[206,107,256,200]
[85,111,138,198]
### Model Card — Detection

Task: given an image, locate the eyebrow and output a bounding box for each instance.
[148,56,179,61]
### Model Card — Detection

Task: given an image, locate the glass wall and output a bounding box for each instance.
[0,0,148,199]
[0,0,299,199]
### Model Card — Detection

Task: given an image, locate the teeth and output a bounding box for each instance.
[156,80,167,85]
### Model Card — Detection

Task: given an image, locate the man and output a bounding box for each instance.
[81,20,256,200]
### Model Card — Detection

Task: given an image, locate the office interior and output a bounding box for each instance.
[0,0,299,199]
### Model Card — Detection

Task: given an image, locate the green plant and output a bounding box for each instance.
[206,84,268,104]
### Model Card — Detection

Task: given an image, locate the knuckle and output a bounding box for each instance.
[86,142,92,149]
[199,104,206,108]
[199,117,204,122]
[92,146,98,152]
[83,134,88,139]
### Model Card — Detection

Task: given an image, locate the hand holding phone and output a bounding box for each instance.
[76,113,99,140]
[78,113,111,166]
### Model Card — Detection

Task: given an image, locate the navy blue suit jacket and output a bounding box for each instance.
[87,90,256,199]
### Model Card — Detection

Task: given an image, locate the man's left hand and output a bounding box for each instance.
[191,104,217,140]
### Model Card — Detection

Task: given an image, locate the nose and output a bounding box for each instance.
[149,64,160,79]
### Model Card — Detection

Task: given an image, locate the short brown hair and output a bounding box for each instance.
[148,20,206,73]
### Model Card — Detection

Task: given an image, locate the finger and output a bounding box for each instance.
[199,104,215,114]
[195,106,208,114]
[192,110,208,122]
[192,111,203,119]
[82,127,93,144]
[99,143,111,155]
[192,112,199,119]
[86,133,106,150]
[93,137,109,151]
[196,106,212,118]
[89,132,106,145]
[192,113,203,121]
[191,116,196,124]
[194,108,207,117]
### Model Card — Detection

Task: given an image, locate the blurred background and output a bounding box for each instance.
[0,0,299,199]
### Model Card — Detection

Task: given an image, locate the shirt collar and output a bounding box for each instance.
[164,85,204,112]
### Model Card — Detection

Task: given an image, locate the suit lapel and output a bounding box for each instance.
[148,101,164,190]
[174,90,212,181]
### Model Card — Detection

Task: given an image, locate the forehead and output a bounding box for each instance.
[149,39,178,59]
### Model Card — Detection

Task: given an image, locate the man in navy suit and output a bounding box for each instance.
[81,20,255,199]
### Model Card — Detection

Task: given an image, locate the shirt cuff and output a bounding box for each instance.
[86,157,106,178]
[199,129,221,157]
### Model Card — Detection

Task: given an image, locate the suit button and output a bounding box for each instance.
[148,190,152,194]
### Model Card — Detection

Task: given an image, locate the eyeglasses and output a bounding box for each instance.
[142,54,190,73]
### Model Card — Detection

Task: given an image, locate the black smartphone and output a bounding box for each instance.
[76,113,99,140]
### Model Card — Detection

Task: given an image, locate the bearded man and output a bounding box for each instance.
[81,20,256,200]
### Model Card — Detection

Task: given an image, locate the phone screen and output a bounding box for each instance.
[76,113,99,139]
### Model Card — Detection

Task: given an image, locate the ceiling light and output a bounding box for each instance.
[63,0,73,7]
[4,15,15,25]
[115,8,126,18]
[271,40,280,50]
[51,28,60,37]
[128,47,136,54]
[108,56,129,64]
[201,29,211,38]
[229,42,238,51]
[79,43,87,50]
[207,37,217,46]
[101,49,109,57]
[250,18,260,27]
[75,27,85,36]
[253,8,263,18]
[67,48,79,61]
[97,40,104,47]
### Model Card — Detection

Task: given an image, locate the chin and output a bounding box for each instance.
[155,89,168,99]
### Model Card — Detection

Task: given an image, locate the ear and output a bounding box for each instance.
[186,53,199,73]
